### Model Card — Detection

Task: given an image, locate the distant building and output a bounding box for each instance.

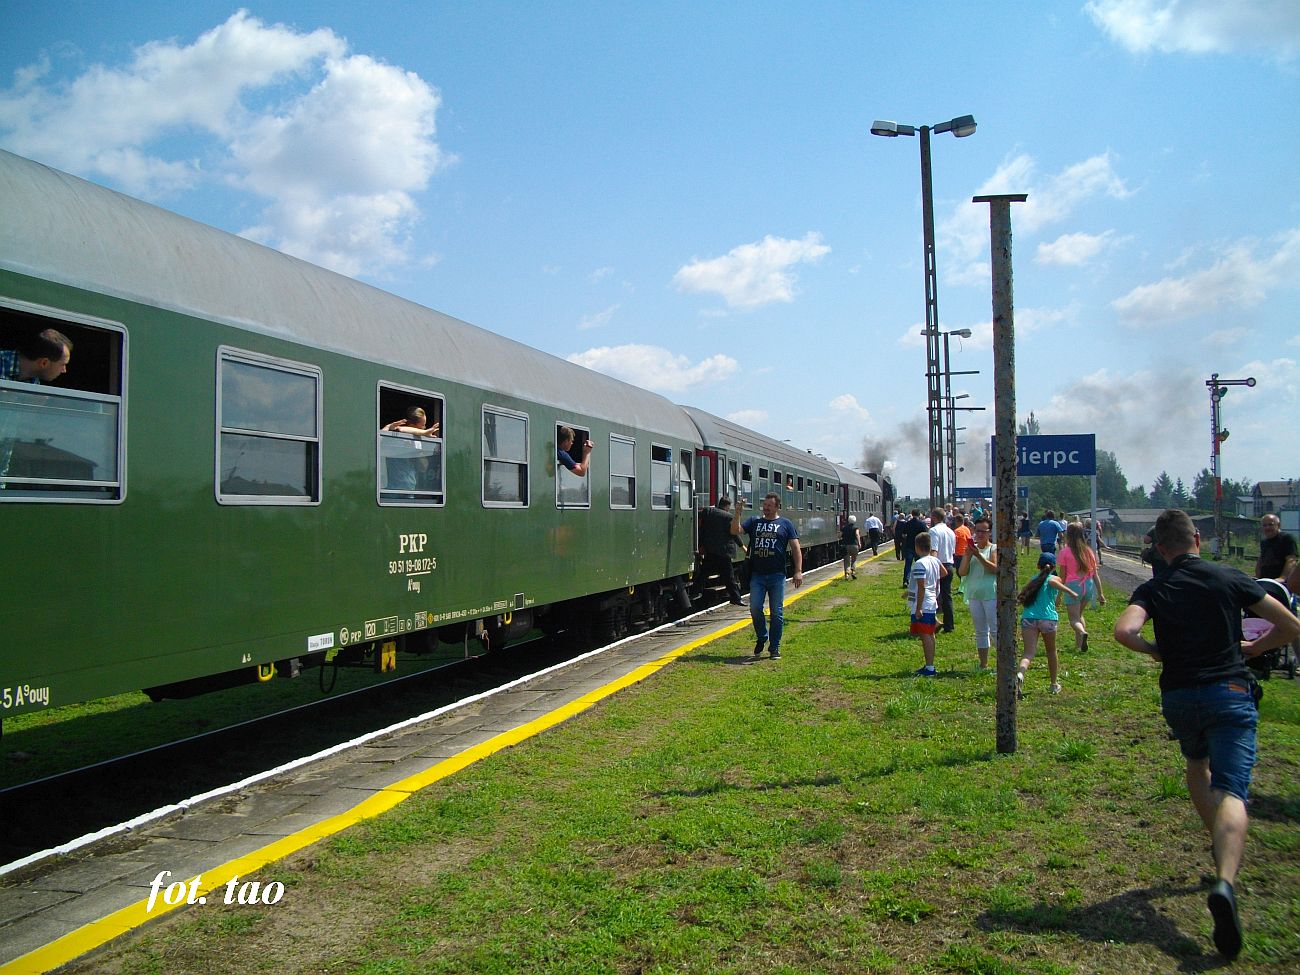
[1252,480,1298,517]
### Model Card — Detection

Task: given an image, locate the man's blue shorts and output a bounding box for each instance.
[1161,678,1258,802]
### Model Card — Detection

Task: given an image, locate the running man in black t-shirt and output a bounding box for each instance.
[1115,509,1300,960]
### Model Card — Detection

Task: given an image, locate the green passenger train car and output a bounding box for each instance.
[0,149,880,721]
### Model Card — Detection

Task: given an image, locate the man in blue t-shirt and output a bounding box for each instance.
[1036,510,1066,553]
[556,426,593,476]
[733,493,802,659]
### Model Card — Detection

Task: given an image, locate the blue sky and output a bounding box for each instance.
[3,1,1298,499]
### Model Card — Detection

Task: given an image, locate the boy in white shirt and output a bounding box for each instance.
[908,531,948,676]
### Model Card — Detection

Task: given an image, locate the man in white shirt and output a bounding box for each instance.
[863,513,884,555]
[929,507,957,632]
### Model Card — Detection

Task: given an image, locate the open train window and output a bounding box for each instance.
[217,349,321,505]
[556,421,591,509]
[679,449,693,510]
[650,444,672,509]
[483,405,528,507]
[0,299,126,503]
[609,433,636,509]
[378,384,444,506]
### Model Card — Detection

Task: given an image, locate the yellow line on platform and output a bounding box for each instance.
[2,571,840,975]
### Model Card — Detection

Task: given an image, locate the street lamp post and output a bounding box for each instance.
[940,328,976,503]
[1206,372,1256,559]
[871,114,977,508]
[921,326,978,503]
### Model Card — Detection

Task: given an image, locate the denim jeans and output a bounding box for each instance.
[1161,678,1258,801]
[749,571,786,650]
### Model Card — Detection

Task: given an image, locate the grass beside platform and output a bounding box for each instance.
[76,558,1300,974]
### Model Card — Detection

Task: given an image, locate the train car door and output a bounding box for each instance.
[677,448,698,562]
[693,449,719,559]
[696,449,719,505]
[838,483,850,526]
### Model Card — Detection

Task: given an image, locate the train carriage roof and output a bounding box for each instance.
[830,461,881,495]
[0,150,699,441]
[680,406,840,480]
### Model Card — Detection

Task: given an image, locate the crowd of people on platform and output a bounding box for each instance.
[679,486,1299,962]
[691,486,1297,963]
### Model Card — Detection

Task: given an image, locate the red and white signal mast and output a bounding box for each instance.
[1206,373,1256,559]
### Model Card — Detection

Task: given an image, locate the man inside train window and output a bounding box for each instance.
[0,328,73,385]
[380,405,441,497]
[1,328,76,484]
[557,425,594,477]
[382,405,439,438]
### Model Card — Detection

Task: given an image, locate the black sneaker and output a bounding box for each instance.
[769,648,781,659]
[753,642,766,657]
[1207,879,1242,960]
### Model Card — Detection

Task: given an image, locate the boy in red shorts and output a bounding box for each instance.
[908,531,947,676]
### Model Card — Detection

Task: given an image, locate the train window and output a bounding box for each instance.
[0,300,126,503]
[609,434,636,509]
[556,421,591,509]
[727,461,738,501]
[482,406,529,507]
[650,444,671,509]
[217,349,321,504]
[679,450,693,509]
[378,384,444,506]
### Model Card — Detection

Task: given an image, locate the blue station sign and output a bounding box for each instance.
[991,434,1097,477]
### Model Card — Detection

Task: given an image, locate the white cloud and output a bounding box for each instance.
[829,393,871,423]
[1086,0,1300,59]
[1035,230,1117,266]
[566,344,739,392]
[1113,228,1300,325]
[589,266,614,282]
[727,409,769,427]
[673,232,830,308]
[1017,306,1075,336]
[942,153,1130,284]
[0,10,446,277]
[578,305,619,330]
[1206,327,1250,347]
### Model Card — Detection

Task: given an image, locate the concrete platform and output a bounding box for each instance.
[0,568,842,974]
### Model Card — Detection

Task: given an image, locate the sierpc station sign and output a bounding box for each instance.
[992,434,1097,477]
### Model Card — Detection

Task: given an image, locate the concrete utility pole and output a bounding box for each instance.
[974,193,1027,755]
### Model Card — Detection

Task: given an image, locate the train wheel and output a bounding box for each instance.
[405,628,440,656]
